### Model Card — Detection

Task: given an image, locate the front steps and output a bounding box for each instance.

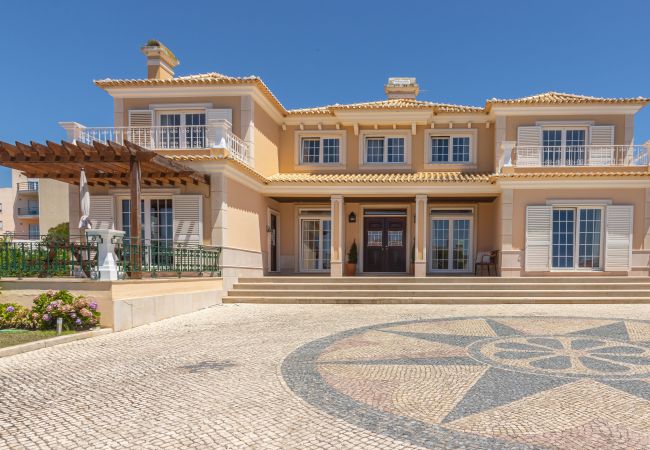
[222,276,650,304]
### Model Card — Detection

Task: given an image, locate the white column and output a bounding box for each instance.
[59,122,85,142]
[500,141,516,172]
[330,195,344,277]
[414,194,428,277]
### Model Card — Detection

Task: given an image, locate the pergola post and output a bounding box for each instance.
[129,155,142,279]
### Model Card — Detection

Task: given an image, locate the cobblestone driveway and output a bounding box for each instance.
[1,304,649,449]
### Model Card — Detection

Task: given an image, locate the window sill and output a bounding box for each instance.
[424,163,477,171]
[359,163,412,171]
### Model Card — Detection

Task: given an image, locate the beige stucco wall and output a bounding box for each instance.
[278,124,495,174]
[38,179,70,234]
[253,100,280,177]
[505,114,629,145]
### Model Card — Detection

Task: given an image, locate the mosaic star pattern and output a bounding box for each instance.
[282,316,650,450]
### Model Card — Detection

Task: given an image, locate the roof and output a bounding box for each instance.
[286,99,484,116]
[487,91,650,106]
[266,172,493,184]
[94,72,287,114]
[500,170,650,180]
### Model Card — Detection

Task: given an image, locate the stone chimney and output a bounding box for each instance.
[385,77,419,99]
[141,40,179,80]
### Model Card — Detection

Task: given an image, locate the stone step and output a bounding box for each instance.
[227,289,650,298]
[222,296,650,305]
[238,276,650,284]
[232,282,650,291]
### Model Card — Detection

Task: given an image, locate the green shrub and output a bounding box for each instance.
[0,303,35,329]
[31,290,100,331]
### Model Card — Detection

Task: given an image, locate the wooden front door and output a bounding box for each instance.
[364,217,407,272]
[270,213,278,272]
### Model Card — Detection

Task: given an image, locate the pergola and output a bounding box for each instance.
[0,139,210,278]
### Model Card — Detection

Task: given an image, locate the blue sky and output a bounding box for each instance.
[0,0,649,187]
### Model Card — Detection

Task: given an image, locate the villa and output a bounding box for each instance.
[2,41,650,292]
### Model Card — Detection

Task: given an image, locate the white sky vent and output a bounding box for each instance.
[385,77,419,99]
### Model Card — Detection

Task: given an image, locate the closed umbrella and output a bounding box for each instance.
[78,168,92,230]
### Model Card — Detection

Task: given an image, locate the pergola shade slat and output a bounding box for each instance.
[0,140,210,187]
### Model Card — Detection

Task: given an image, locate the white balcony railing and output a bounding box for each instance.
[62,121,253,167]
[512,145,649,168]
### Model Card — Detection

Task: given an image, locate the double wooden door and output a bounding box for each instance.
[364,217,407,272]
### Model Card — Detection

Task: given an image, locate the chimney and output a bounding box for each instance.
[385,77,419,99]
[141,40,179,80]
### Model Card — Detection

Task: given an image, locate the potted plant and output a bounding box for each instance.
[345,240,358,276]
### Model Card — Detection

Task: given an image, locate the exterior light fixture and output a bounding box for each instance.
[348,212,357,223]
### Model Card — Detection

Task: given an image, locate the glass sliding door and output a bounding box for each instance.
[300,215,331,272]
[552,207,602,270]
[430,215,473,273]
[542,129,587,166]
[121,198,174,267]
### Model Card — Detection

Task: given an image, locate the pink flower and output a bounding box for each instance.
[80,308,92,318]
[42,314,51,322]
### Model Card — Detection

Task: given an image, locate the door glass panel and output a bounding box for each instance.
[452,219,471,270]
[121,199,145,243]
[542,130,562,166]
[552,209,575,268]
[160,114,181,148]
[578,208,601,268]
[301,220,320,270]
[431,219,449,270]
[367,231,383,246]
[322,220,331,270]
[387,230,403,246]
[565,129,586,166]
[185,113,206,148]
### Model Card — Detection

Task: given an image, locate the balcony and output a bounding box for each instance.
[503,144,650,168]
[16,181,39,193]
[17,206,39,217]
[62,121,252,167]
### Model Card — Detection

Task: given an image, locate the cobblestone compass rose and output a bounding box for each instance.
[282,317,650,449]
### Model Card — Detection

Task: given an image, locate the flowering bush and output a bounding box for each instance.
[30,290,100,331]
[0,303,34,329]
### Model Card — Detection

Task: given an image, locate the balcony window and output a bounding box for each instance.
[542,128,586,166]
[300,137,340,164]
[552,207,602,270]
[158,112,206,149]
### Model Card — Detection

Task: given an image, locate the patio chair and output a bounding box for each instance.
[474,250,498,276]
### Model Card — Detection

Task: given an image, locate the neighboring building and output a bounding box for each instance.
[11,170,69,239]
[25,41,650,284]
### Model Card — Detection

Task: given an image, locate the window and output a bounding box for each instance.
[158,112,207,149]
[552,207,602,270]
[430,215,473,272]
[426,131,476,164]
[542,128,587,166]
[364,136,406,164]
[299,136,341,164]
[28,224,39,240]
[300,213,331,271]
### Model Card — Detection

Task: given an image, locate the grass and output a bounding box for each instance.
[0,329,75,348]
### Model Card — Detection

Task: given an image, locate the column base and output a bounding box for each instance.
[330,261,343,277]
[414,261,427,277]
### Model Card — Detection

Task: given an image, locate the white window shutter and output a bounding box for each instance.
[206,109,232,147]
[127,110,154,147]
[517,126,542,166]
[173,195,203,246]
[90,195,115,230]
[605,205,633,272]
[525,206,552,272]
[589,125,615,166]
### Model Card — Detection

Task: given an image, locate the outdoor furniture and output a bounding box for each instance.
[475,250,498,276]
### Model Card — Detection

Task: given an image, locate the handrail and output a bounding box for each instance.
[75,124,253,167]
[16,181,39,192]
[513,144,649,167]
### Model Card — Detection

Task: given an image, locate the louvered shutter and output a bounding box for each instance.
[128,110,154,147]
[517,126,543,166]
[206,109,232,147]
[525,206,552,272]
[589,125,615,166]
[90,195,115,230]
[605,205,633,271]
[173,195,203,245]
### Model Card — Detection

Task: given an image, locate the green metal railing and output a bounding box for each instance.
[114,240,222,277]
[0,235,221,278]
[0,236,98,278]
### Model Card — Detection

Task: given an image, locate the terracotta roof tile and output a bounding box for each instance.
[487,91,649,106]
[267,172,493,183]
[287,99,484,115]
[500,171,650,179]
